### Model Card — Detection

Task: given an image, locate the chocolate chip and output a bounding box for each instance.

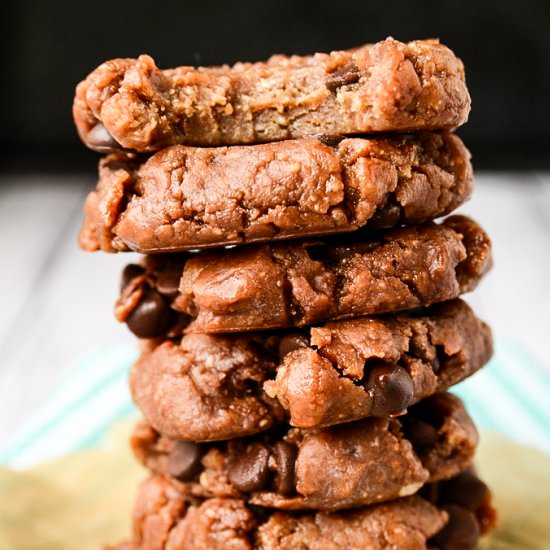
[314,134,344,147]
[87,122,119,152]
[367,364,415,417]
[367,201,402,229]
[403,417,439,451]
[439,470,489,512]
[156,266,182,299]
[120,264,145,291]
[273,442,297,496]
[227,442,271,493]
[431,505,480,550]
[278,334,308,360]
[326,64,361,92]
[166,313,192,339]
[166,440,202,482]
[126,288,171,338]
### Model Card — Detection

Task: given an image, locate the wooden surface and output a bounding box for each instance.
[0,173,549,449]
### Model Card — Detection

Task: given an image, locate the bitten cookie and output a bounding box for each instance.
[80,132,472,253]
[110,470,496,550]
[116,215,491,336]
[131,393,478,511]
[74,38,470,153]
[129,300,492,441]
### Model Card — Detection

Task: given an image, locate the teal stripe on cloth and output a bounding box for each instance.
[0,346,138,469]
[1,337,549,469]
[453,339,550,454]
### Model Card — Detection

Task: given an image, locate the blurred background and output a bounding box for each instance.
[1,1,549,460]
[2,0,550,172]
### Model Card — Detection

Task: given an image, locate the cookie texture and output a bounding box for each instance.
[131,393,478,511]
[115,215,491,336]
[79,132,472,253]
[110,470,496,550]
[129,300,492,441]
[74,38,470,153]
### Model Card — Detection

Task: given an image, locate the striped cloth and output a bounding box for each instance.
[1,337,549,469]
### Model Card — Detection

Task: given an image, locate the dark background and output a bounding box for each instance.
[2,0,549,173]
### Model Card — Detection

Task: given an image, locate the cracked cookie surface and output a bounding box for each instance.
[79,132,472,253]
[110,469,497,550]
[129,300,492,440]
[115,216,491,336]
[74,38,470,153]
[131,393,478,511]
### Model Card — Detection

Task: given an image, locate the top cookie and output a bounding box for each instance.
[73,38,470,153]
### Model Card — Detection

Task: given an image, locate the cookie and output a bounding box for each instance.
[73,38,469,153]
[80,132,472,253]
[131,393,477,511]
[129,300,492,441]
[116,215,491,336]
[111,470,496,550]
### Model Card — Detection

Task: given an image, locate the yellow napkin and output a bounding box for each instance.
[0,424,549,549]
[0,423,141,550]
[476,433,550,549]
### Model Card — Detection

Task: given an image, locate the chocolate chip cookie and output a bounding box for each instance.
[131,393,477,511]
[130,300,491,441]
[80,132,472,253]
[116,216,491,336]
[74,38,469,153]
[111,469,496,550]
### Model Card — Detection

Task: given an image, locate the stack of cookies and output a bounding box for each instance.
[74,38,498,549]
